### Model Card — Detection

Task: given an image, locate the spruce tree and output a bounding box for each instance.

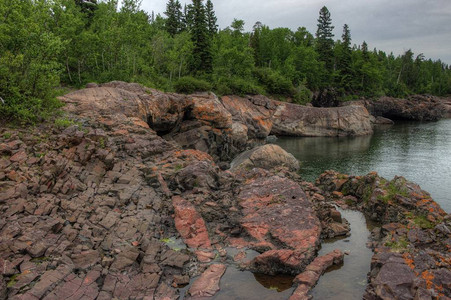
[362,41,369,61]
[164,0,183,36]
[190,0,212,73]
[315,6,335,73]
[205,0,218,35]
[337,24,353,91]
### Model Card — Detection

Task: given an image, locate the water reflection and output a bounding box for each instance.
[253,273,295,292]
[210,268,295,300]
[311,209,373,300]
[276,119,451,212]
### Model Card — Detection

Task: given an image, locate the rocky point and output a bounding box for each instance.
[0,81,449,300]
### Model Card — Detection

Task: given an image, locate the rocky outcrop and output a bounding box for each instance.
[4,81,449,299]
[230,144,299,172]
[221,95,275,139]
[271,102,373,137]
[0,82,334,299]
[364,95,446,121]
[316,171,451,299]
[62,82,374,164]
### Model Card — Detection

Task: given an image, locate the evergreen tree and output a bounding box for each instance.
[315,6,335,86]
[362,41,369,60]
[205,0,218,35]
[250,21,263,66]
[183,4,194,30]
[164,0,183,36]
[315,6,334,69]
[190,0,212,73]
[337,24,352,92]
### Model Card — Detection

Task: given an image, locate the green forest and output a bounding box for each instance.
[1,0,450,123]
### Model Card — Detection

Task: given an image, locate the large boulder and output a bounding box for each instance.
[230,144,299,172]
[271,102,373,136]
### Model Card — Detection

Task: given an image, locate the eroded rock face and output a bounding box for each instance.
[230,144,299,173]
[62,82,375,163]
[272,102,373,137]
[221,95,275,139]
[365,95,446,121]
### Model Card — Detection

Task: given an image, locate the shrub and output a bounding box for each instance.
[253,68,294,96]
[214,77,264,96]
[174,76,212,94]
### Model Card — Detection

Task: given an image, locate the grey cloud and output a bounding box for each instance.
[140,0,451,64]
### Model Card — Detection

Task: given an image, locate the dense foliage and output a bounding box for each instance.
[1,0,450,123]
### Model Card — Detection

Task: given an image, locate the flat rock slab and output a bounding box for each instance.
[237,174,321,274]
[188,264,227,298]
[173,196,212,249]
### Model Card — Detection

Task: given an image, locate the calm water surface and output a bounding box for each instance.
[276,119,451,212]
[310,209,374,299]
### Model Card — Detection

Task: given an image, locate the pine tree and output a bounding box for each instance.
[205,0,218,35]
[315,6,335,73]
[190,0,212,73]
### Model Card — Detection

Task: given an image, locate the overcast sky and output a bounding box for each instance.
[139,0,451,64]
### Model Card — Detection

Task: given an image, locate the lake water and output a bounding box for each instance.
[276,119,451,213]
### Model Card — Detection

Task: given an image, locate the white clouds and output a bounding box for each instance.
[139,0,451,64]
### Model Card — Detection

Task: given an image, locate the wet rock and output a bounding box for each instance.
[291,249,344,299]
[230,144,299,172]
[188,264,227,298]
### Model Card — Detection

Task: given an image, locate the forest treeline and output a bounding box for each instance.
[1,0,450,123]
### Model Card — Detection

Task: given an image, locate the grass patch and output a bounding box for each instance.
[377,180,409,203]
[3,132,12,139]
[413,215,434,229]
[385,237,409,251]
[54,117,75,129]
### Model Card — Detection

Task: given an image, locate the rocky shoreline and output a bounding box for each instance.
[0,82,449,300]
